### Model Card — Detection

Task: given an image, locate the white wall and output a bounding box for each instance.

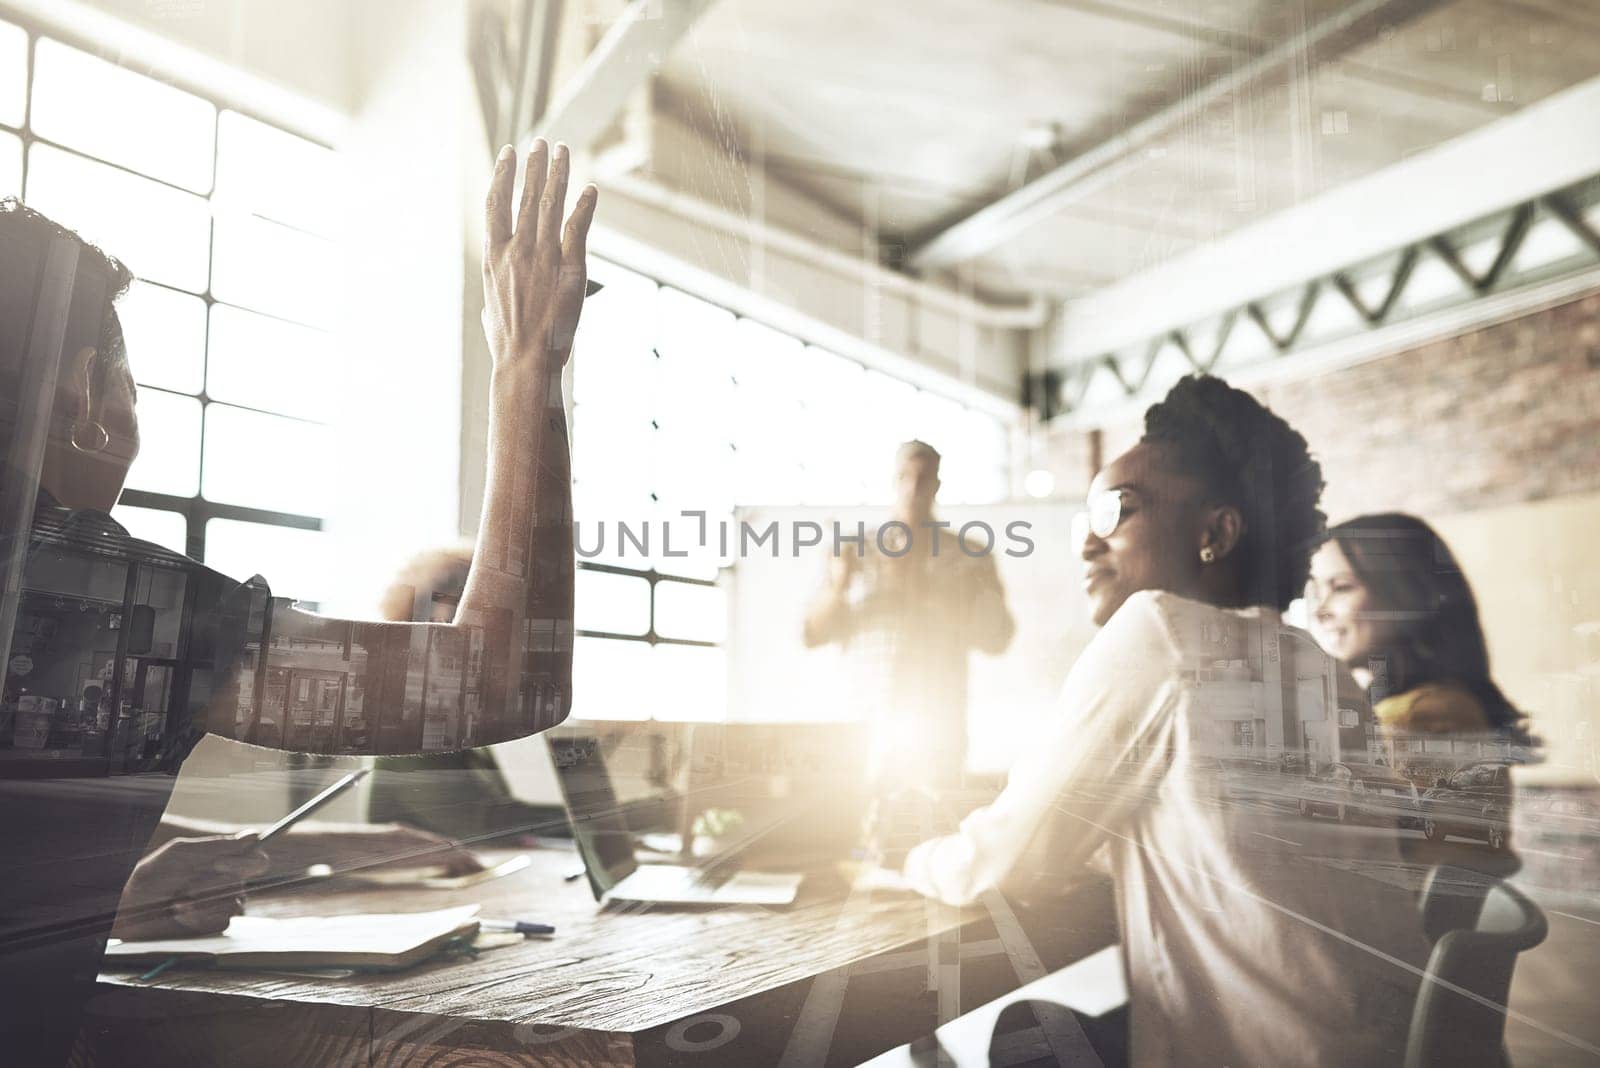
[325,0,470,616]
[8,0,354,138]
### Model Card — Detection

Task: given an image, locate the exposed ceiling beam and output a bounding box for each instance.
[1054,71,1600,362]
[1056,0,1500,117]
[1041,0,1262,52]
[906,0,1452,271]
[508,0,565,146]
[523,0,718,152]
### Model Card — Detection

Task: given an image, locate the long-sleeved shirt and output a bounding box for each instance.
[905,590,1431,1067]
[803,524,1013,784]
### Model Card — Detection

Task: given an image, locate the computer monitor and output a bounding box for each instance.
[491,734,564,806]
[547,734,639,901]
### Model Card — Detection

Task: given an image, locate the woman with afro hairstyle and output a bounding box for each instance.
[902,374,1433,1066]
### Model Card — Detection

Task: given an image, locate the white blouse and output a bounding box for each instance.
[904,590,1430,1067]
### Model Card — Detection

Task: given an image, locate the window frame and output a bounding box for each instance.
[572,264,1015,661]
[2,13,333,575]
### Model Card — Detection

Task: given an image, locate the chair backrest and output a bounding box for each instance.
[1406,868,1548,1068]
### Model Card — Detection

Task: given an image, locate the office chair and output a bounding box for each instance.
[1406,865,1547,1068]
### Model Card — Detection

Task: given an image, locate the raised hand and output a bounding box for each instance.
[458,141,588,732]
[481,139,598,373]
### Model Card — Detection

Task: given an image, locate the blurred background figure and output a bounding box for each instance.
[377,542,476,625]
[1307,512,1536,874]
[803,440,1014,790]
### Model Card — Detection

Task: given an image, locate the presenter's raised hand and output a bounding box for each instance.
[481,139,598,373]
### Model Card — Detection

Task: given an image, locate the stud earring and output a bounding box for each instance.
[1199,546,1217,564]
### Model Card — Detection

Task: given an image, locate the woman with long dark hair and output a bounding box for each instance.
[1306,513,1530,752]
[1306,513,1532,859]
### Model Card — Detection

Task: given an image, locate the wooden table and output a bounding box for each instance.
[71,848,1118,1067]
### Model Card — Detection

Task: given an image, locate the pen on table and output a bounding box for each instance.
[481,919,556,936]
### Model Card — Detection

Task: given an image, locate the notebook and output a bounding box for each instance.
[104,905,481,972]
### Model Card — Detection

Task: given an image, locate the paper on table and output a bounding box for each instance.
[105,905,482,972]
[341,854,532,890]
[849,864,917,894]
[715,871,805,905]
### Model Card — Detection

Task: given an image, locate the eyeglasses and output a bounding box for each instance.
[1071,489,1126,545]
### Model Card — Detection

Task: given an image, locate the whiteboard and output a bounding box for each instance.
[723,502,1094,773]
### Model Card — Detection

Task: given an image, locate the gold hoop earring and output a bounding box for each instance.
[1199,546,1217,564]
[70,420,110,454]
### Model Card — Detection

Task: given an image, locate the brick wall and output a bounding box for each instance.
[1049,289,1600,524]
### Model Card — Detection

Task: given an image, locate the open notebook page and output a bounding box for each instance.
[104,905,481,971]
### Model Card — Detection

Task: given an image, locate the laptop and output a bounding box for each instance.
[548,734,803,906]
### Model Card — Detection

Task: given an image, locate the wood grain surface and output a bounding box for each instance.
[72,847,1003,1065]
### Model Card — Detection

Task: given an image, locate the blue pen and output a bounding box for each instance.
[480,919,556,936]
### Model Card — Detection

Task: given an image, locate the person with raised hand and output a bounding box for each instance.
[0,141,596,1064]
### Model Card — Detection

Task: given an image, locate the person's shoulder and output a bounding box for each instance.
[1096,589,1186,658]
[1376,680,1491,734]
[1114,589,1221,635]
[46,505,272,598]
[1104,590,1280,667]
[35,503,184,567]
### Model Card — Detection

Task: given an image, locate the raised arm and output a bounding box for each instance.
[455,140,596,734]
[200,143,597,756]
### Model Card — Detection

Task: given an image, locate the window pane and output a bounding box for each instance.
[215,110,337,235]
[654,433,734,515]
[0,129,19,199]
[123,389,200,496]
[0,20,24,129]
[910,390,968,459]
[733,319,805,392]
[647,503,725,581]
[655,581,726,643]
[657,290,734,436]
[31,38,215,193]
[734,446,803,507]
[25,143,211,291]
[117,282,206,394]
[799,347,865,411]
[212,214,335,326]
[573,405,654,503]
[650,643,727,721]
[203,403,331,515]
[857,370,919,460]
[110,505,187,555]
[205,518,331,603]
[573,263,657,408]
[571,637,653,721]
[208,303,333,420]
[574,569,650,636]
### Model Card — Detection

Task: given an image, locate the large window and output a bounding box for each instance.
[569,261,1012,721]
[2,19,340,605]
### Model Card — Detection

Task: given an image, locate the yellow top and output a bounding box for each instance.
[1373,679,1492,735]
